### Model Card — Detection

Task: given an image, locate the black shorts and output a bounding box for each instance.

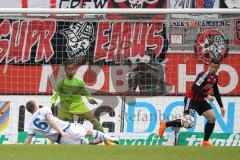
[184,97,212,116]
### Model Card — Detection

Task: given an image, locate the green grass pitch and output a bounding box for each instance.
[0,145,239,160]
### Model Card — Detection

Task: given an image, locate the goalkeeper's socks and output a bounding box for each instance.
[166,119,182,127]
[204,121,215,141]
[91,120,104,132]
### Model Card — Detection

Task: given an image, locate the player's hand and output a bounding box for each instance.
[220,108,225,117]
[207,95,214,102]
[89,99,98,105]
[60,131,69,139]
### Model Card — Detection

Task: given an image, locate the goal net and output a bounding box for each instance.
[0,9,240,146]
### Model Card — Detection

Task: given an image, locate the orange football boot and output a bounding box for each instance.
[202,141,213,147]
[104,140,117,145]
[158,121,167,138]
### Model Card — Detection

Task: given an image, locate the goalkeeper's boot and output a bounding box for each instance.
[104,137,119,145]
[104,140,117,145]
[158,121,167,138]
[202,141,213,147]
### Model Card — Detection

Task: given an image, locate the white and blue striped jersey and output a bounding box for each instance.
[27,108,69,136]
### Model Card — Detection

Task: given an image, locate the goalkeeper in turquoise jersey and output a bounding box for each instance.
[51,61,116,145]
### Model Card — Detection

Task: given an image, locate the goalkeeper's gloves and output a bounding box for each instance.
[89,99,98,105]
[51,104,58,116]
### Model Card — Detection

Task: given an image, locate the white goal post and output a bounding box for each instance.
[0,8,240,14]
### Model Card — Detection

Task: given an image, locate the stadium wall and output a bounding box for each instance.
[0,95,239,146]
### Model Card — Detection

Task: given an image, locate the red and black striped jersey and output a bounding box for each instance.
[185,71,218,101]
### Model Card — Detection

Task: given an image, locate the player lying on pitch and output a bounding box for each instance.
[25,100,119,145]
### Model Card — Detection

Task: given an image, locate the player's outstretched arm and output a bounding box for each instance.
[51,91,59,105]
[78,79,92,100]
[213,82,224,108]
[213,81,225,117]
[25,135,33,144]
[46,114,68,138]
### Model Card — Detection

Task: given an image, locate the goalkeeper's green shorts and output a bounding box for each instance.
[57,107,89,122]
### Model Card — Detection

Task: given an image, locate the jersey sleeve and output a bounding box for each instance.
[42,108,53,118]
[37,108,53,120]
[78,79,91,100]
[51,91,59,105]
[51,79,64,104]
[213,78,224,108]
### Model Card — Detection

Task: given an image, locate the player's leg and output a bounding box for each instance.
[66,123,119,145]
[158,119,182,138]
[85,111,104,132]
[50,103,73,144]
[158,97,195,137]
[86,130,119,144]
[60,137,90,144]
[85,111,116,145]
[54,124,89,145]
[201,104,216,147]
[58,124,89,145]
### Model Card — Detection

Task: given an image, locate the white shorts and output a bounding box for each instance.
[59,123,87,144]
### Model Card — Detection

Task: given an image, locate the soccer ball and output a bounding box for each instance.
[181,115,195,128]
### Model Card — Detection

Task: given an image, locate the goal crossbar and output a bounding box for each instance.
[0,8,240,15]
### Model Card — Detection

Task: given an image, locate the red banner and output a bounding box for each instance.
[166,53,240,95]
[1,53,240,95]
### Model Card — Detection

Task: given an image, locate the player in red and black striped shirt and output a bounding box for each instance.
[158,58,225,146]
